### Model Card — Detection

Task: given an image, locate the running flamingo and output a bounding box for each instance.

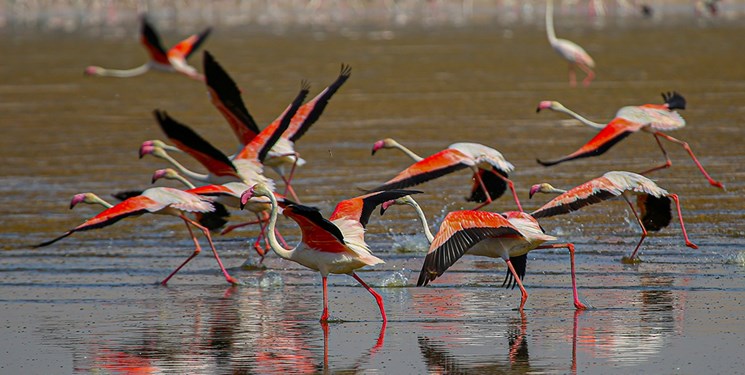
[545,0,596,86]
[36,187,238,285]
[384,196,586,309]
[369,141,522,211]
[204,51,351,200]
[84,16,210,81]
[240,183,421,322]
[536,92,723,189]
[529,171,698,263]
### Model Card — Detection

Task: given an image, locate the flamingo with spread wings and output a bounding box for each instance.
[85,16,210,81]
[536,92,723,189]
[36,187,237,285]
[241,183,421,322]
[529,171,698,263]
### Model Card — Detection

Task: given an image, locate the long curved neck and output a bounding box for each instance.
[409,201,434,244]
[153,149,210,183]
[166,172,196,189]
[546,0,558,44]
[89,194,114,208]
[264,193,298,259]
[95,64,150,78]
[390,140,423,162]
[553,105,605,129]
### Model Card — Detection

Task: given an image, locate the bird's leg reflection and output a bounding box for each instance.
[320,320,386,373]
[508,310,528,364]
[571,308,585,375]
[321,321,329,371]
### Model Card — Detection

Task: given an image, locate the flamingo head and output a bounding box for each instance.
[240,183,272,209]
[371,138,396,155]
[536,101,560,113]
[529,183,563,199]
[69,192,104,209]
[380,195,418,215]
[84,66,103,76]
[151,168,178,183]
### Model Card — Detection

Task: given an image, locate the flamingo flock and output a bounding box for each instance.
[39,12,727,323]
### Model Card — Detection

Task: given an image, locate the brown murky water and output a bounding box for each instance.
[2,12,745,374]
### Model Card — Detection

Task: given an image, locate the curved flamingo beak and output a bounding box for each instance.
[151,169,168,184]
[239,188,255,210]
[536,101,553,113]
[528,184,541,199]
[139,144,155,158]
[83,66,98,76]
[371,140,385,156]
[69,193,86,209]
[380,200,395,215]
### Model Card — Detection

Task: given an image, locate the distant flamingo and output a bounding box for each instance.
[204,51,351,200]
[546,0,596,87]
[241,183,421,322]
[384,196,586,309]
[70,192,113,209]
[529,170,698,263]
[84,16,210,81]
[36,187,238,285]
[370,141,522,211]
[536,92,724,189]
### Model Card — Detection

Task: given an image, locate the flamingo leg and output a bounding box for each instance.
[220,218,265,235]
[505,258,528,310]
[320,276,330,322]
[568,64,577,87]
[639,133,673,175]
[623,195,647,262]
[252,213,267,261]
[470,169,494,211]
[181,215,238,285]
[282,153,302,202]
[653,131,723,188]
[351,272,387,323]
[669,194,699,249]
[160,217,203,285]
[534,243,588,309]
[578,63,595,87]
[321,320,329,370]
[495,173,523,212]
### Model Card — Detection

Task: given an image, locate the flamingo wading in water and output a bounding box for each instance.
[85,16,210,81]
[36,187,238,285]
[529,170,698,263]
[383,196,587,309]
[370,141,522,212]
[241,183,421,322]
[536,92,724,189]
[545,0,596,87]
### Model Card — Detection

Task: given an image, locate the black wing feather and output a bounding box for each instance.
[185,28,212,59]
[467,168,508,203]
[369,163,468,193]
[531,190,617,219]
[638,195,672,232]
[285,203,344,243]
[140,16,167,56]
[203,51,261,135]
[537,132,633,167]
[257,82,310,163]
[502,254,527,289]
[288,64,352,143]
[357,189,422,228]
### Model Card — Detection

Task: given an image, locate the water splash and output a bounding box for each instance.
[380,268,411,287]
[259,271,284,288]
[724,251,745,266]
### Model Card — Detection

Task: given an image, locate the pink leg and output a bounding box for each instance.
[160,217,202,285]
[654,131,723,189]
[220,218,264,235]
[495,173,523,212]
[471,170,494,211]
[321,320,329,370]
[535,243,588,309]
[639,133,673,175]
[508,311,527,363]
[578,63,595,87]
[320,276,329,322]
[670,194,698,249]
[181,215,238,285]
[351,272,387,323]
[568,64,577,87]
[623,195,647,261]
[505,259,528,310]
[283,154,302,202]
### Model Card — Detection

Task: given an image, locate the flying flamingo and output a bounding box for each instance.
[529,170,698,263]
[536,92,724,189]
[203,51,352,200]
[369,141,522,211]
[545,0,596,87]
[384,196,587,309]
[240,183,421,322]
[36,187,238,285]
[84,16,210,81]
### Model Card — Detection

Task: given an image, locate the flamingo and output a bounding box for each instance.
[384,196,586,309]
[369,141,522,211]
[36,187,238,285]
[536,92,724,189]
[240,183,421,322]
[84,16,210,81]
[545,0,596,87]
[529,170,698,263]
[203,51,351,200]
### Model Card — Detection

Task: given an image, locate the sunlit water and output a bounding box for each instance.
[2,8,745,374]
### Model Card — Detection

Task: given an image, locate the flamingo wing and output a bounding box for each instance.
[537,118,644,167]
[466,168,508,203]
[36,195,159,247]
[168,27,211,60]
[282,203,347,252]
[255,82,310,163]
[637,194,672,231]
[203,51,261,145]
[417,211,522,286]
[286,64,352,143]
[530,176,621,218]
[139,17,169,65]
[330,189,422,227]
[369,149,472,192]
[153,110,240,178]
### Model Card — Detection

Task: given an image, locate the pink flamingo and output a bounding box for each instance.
[546,0,596,87]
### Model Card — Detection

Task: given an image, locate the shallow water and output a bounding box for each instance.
[2,9,745,374]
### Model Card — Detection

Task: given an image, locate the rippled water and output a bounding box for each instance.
[2,12,745,374]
